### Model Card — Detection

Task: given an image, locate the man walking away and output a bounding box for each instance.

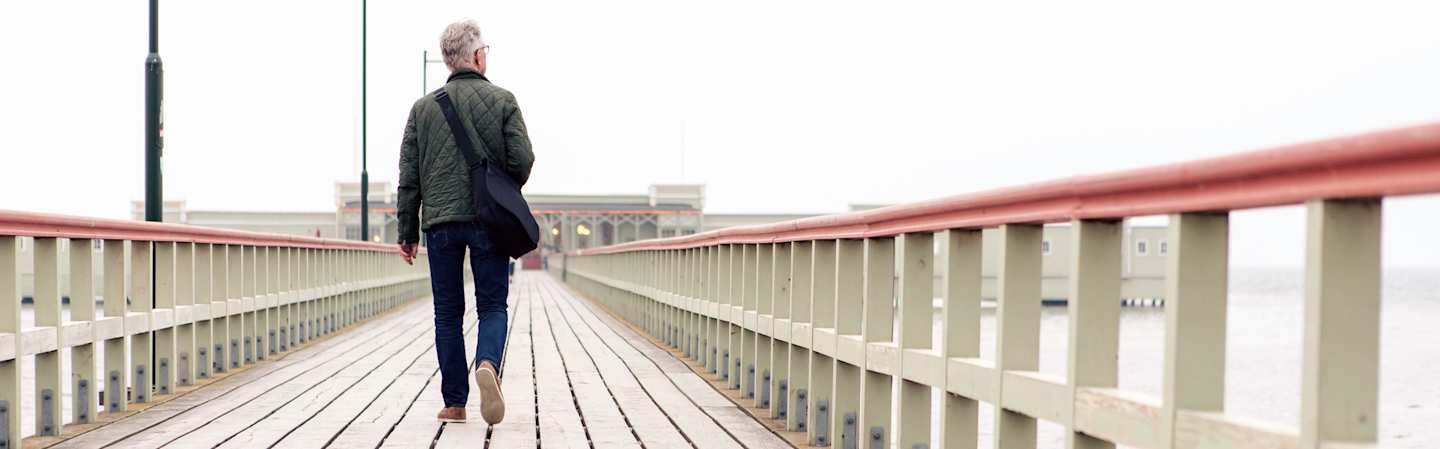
[396,18,535,425]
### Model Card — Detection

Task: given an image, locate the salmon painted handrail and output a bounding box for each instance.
[0,213,430,446]
[0,209,399,252]
[557,121,1434,449]
[578,121,1440,254]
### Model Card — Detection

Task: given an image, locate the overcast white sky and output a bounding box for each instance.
[2,0,1438,267]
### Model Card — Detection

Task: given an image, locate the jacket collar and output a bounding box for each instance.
[447,69,488,83]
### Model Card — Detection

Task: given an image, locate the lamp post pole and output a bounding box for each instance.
[145,0,163,223]
[360,0,369,242]
[144,0,164,392]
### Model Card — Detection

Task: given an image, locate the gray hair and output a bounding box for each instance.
[440,19,484,70]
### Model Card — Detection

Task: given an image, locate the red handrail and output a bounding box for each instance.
[0,209,399,252]
[578,121,1440,255]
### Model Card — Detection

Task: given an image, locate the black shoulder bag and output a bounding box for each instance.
[434,87,540,259]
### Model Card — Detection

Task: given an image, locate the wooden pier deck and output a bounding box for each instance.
[31,272,790,449]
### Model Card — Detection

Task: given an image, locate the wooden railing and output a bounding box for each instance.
[555,122,1440,449]
[0,211,430,446]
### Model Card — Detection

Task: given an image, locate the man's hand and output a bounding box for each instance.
[399,243,418,265]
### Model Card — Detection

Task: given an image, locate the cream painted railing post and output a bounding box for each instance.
[195,243,213,380]
[278,247,290,352]
[646,250,657,336]
[176,242,196,388]
[897,232,935,449]
[260,247,274,357]
[682,249,693,353]
[154,241,176,396]
[769,243,793,420]
[994,224,1041,449]
[213,244,231,374]
[102,240,128,412]
[701,246,714,373]
[655,250,665,342]
[670,249,681,348]
[0,237,20,447]
[738,244,754,394]
[34,238,62,436]
[266,246,279,356]
[753,244,774,409]
[693,247,705,360]
[297,248,308,343]
[1162,213,1228,449]
[244,245,258,364]
[860,237,896,448]
[1065,220,1122,449]
[69,239,98,424]
[130,240,154,404]
[1300,199,1380,449]
[716,245,732,380]
[786,241,813,433]
[228,244,245,369]
[726,244,742,389]
[832,238,865,449]
[660,249,670,343]
[686,249,696,354]
[940,229,982,448]
[807,240,837,446]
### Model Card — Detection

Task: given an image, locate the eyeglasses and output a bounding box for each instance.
[476,45,491,56]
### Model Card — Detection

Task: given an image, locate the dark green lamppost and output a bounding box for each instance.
[145,0,163,223]
[360,0,370,242]
[144,0,164,393]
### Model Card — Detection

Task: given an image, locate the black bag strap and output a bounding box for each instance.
[434,86,508,173]
[433,87,486,170]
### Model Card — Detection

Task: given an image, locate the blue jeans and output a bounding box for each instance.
[425,221,509,407]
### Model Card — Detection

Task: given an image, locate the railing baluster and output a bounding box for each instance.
[0,236,20,447]
[154,241,176,396]
[993,224,1041,449]
[102,240,127,412]
[832,238,864,449]
[755,244,774,409]
[196,243,213,379]
[1065,220,1122,449]
[860,237,895,448]
[177,242,196,387]
[716,245,731,379]
[940,229,982,448]
[700,246,714,373]
[69,239,97,424]
[34,238,62,436]
[130,240,154,404]
[787,241,812,433]
[769,243,791,418]
[808,240,837,446]
[247,245,260,363]
[897,232,934,448]
[739,244,754,395]
[1162,212,1228,449]
[1300,199,1381,449]
[214,244,231,373]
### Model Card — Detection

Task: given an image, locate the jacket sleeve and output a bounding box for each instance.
[502,94,535,186]
[397,105,422,245]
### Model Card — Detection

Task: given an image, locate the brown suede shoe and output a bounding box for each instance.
[475,361,505,424]
[436,406,466,423]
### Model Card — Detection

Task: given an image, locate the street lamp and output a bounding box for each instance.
[145,0,163,223]
[360,0,369,242]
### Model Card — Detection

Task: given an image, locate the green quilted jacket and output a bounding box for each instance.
[397,70,535,244]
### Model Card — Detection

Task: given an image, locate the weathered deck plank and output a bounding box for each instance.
[30,272,795,449]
